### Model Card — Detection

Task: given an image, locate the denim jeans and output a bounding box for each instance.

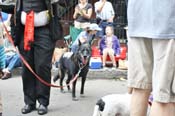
[96,21,114,38]
[5,54,22,72]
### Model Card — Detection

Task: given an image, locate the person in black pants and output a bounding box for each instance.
[13,0,63,115]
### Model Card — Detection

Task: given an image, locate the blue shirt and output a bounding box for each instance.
[128,0,175,39]
[71,31,93,53]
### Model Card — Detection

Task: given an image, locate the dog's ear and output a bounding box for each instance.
[96,99,105,111]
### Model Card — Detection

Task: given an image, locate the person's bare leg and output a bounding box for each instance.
[128,87,133,94]
[108,50,116,66]
[150,102,175,116]
[130,88,150,116]
[102,49,108,66]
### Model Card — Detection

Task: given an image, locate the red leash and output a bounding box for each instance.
[0,13,79,88]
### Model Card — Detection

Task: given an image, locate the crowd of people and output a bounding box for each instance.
[0,12,21,80]
[0,0,119,115]
[52,0,120,70]
[1,0,174,116]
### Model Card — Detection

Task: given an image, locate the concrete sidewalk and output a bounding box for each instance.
[0,77,128,116]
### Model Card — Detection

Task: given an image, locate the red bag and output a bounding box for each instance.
[24,10,34,51]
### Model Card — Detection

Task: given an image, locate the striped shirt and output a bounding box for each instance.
[94,1,115,20]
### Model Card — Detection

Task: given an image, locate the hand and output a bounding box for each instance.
[108,17,113,22]
[81,9,86,15]
[80,38,86,43]
[75,7,79,15]
[102,0,106,3]
[78,9,85,16]
[75,7,82,15]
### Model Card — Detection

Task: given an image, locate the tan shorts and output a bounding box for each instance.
[127,37,175,103]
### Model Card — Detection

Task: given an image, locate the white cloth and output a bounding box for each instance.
[21,10,49,27]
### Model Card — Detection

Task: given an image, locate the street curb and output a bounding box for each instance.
[11,67,127,79]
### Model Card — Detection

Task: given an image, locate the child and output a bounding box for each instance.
[99,26,120,69]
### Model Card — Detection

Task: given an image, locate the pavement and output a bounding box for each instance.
[0,68,128,116]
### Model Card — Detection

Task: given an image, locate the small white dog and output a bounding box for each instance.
[92,93,151,116]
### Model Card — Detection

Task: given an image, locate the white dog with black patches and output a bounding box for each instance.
[92,93,151,116]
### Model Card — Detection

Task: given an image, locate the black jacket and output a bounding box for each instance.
[13,0,66,46]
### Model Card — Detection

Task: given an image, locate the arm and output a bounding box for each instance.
[108,15,114,22]
[107,3,115,22]
[80,7,92,19]
[95,0,106,13]
[74,4,93,19]
[113,36,120,55]
[79,36,87,43]
[99,37,106,54]
[73,5,79,19]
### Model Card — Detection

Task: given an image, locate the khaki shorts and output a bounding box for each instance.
[127,37,175,103]
[74,21,90,29]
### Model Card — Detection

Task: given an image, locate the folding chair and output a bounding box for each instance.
[64,25,83,50]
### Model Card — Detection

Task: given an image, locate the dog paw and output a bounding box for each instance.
[72,97,79,101]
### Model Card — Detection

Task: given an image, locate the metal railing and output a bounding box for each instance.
[58,0,128,43]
